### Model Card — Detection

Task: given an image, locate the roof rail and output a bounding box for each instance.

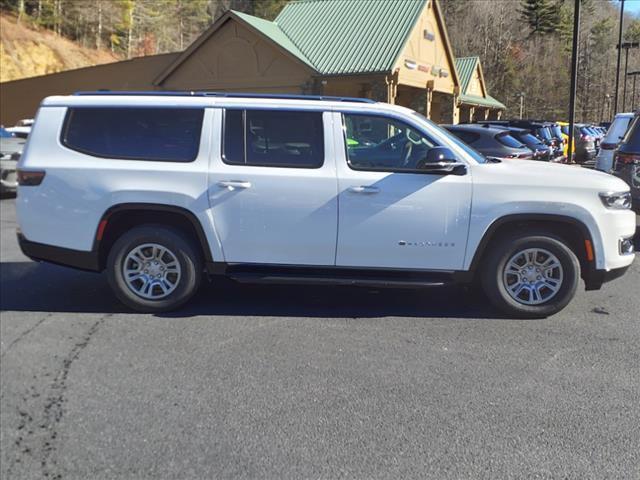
[73,90,377,104]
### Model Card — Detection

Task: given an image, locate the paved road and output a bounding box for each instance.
[1,197,639,480]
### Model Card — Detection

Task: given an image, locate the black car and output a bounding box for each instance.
[442,124,533,160]
[612,112,640,211]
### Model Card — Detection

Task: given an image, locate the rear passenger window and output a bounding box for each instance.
[223,109,324,168]
[62,107,204,162]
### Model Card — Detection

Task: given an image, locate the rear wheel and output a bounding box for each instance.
[481,233,580,318]
[107,225,203,312]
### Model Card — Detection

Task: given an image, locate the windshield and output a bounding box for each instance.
[605,116,633,143]
[549,125,562,138]
[411,111,487,163]
[537,127,552,141]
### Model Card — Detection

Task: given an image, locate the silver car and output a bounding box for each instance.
[0,129,25,195]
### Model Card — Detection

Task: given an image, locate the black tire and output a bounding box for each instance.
[481,232,580,318]
[106,225,203,312]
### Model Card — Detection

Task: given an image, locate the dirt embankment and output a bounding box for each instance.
[0,13,119,83]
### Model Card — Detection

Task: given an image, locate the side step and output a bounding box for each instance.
[226,267,453,289]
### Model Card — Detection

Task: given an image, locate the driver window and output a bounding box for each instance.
[343,113,437,172]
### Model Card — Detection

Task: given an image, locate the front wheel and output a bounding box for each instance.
[481,233,580,318]
[107,225,203,312]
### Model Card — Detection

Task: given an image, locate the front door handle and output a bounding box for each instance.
[348,186,380,194]
[218,180,252,190]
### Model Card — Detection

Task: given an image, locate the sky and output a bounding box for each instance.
[621,0,640,16]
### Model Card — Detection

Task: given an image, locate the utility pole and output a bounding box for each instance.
[567,0,580,164]
[518,93,525,119]
[619,43,640,111]
[629,71,640,110]
[614,0,625,115]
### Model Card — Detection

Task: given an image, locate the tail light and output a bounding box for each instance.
[17,170,46,186]
[615,152,640,165]
[580,134,593,142]
[600,142,617,150]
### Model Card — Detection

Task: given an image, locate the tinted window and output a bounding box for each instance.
[343,114,437,172]
[549,125,562,138]
[537,127,552,140]
[448,130,480,145]
[496,133,525,148]
[223,109,324,168]
[62,107,204,162]
[514,133,541,145]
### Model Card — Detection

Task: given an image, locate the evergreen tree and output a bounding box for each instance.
[520,0,560,36]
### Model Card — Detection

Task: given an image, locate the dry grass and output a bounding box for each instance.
[0,13,119,83]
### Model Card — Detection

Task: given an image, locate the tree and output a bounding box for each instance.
[520,0,560,36]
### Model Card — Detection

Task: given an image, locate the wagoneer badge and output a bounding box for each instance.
[398,241,455,247]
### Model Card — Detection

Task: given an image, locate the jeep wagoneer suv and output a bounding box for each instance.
[16,92,636,317]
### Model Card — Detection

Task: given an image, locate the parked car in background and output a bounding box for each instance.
[442,124,533,160]
[611,111,640,211]
[595,113,634,172]
[6,119,34,139]
[495,126,552,160]
[477,120,564,161]
[575,124,598,163]
[0,127,25,195]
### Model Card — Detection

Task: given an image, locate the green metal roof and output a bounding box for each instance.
[274,0,427,75]
[232,10,315,69]
[455,56,506,109]
[459,93,506,110]
[455,57,480,95]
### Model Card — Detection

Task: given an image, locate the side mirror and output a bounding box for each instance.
[418,147,466,174]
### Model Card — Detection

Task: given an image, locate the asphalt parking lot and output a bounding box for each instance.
[1,197,639,480]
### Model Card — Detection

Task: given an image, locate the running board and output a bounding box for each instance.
[227,272,449,288]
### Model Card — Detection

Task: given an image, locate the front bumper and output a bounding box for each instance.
[585,264,633,290]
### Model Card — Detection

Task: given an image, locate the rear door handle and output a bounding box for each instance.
[348,186,380,194]
[218,180,252,190]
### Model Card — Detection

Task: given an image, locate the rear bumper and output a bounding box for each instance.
[17,232,101,272]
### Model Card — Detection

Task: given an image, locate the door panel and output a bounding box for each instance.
[208,108,338,265]
[334,112,472,270]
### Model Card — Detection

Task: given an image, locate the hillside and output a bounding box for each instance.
[0,13,119,83]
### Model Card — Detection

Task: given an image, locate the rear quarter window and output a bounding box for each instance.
[61,107,204,162]
[496,133,524,148]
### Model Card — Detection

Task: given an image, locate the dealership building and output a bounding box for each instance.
[0,0,505,126]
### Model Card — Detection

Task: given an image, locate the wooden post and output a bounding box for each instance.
[425,80,434,119]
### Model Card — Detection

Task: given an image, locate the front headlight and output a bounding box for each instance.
[599,191,632,209]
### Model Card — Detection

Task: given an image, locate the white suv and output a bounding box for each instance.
[15,92,636,317]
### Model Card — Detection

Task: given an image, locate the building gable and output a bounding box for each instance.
[394,0,458,93]
[158,16,313,91]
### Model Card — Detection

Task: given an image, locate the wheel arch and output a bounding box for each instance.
[94,203,214,271]
[467,213,598,286]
